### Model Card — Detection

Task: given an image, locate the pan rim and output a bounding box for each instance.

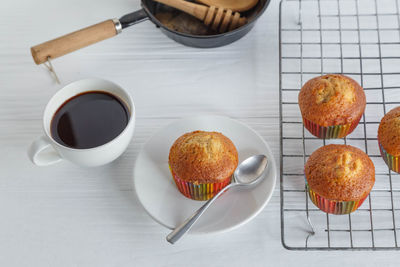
[141,0,271,39]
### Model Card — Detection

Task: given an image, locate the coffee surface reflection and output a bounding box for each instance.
[51,91,130,149]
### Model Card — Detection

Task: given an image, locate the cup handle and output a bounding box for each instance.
[28,136,62,166]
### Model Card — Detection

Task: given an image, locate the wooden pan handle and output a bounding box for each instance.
[31,19,120,65]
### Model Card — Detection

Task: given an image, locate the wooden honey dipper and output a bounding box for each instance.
[154,0,247,33]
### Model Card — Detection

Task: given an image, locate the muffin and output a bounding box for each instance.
[168,131,238,201]
[378,106,400,173]
[305,144,375,214]
[299,74,366,139]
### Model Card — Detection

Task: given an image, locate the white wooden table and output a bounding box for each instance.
[1,0,399,266]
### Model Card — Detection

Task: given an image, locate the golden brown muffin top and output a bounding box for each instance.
[305,144,375,202]
[169,131,238,183]
[378,106,400,156]
[298,74,366,126]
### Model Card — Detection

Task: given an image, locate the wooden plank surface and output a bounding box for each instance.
[0,0,399,266]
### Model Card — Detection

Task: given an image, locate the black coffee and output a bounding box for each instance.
[51,91,130,149]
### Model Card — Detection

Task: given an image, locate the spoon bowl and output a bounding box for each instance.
[234,154,268,185]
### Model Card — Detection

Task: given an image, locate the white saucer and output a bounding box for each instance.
[133,116,277,234]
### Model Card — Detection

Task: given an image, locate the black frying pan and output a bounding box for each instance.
[31,0,271,65]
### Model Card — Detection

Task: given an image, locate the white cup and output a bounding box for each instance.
[28,79,135,167]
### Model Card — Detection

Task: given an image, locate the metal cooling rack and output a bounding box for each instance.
[279,0,400,250]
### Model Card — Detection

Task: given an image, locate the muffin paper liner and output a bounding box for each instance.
[378,140,400,173]
[307,185,367,214]
[303,115,362,139]
[169,167,231,201]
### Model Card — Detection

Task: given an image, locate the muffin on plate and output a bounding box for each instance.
[378,106,400,173]
[305,144,375,214]
[299,74,366,139]
[168,131,238,201]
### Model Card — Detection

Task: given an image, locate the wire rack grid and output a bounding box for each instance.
[279,0,400,250]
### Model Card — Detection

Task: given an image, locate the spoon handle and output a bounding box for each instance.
[166,182,237,244]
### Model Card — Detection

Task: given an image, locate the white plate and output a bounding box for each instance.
[133,116,277,234]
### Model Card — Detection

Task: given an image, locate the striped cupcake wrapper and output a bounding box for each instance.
[169,167,231,201]
[307,185,367,214]
[303,115,362,139]
[378,140,400,173]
